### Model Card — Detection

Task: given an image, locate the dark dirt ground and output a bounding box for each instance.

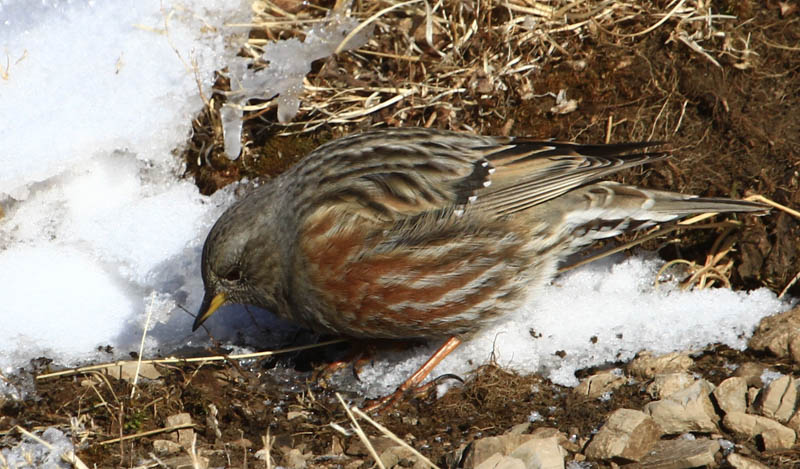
[1,1,799,467]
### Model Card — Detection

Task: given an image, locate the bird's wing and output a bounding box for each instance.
[474,137,668,216]
[294,127,667,222]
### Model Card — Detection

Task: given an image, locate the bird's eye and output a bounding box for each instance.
[222,268,242,282]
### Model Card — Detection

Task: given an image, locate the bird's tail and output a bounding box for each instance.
[538,181,768,251]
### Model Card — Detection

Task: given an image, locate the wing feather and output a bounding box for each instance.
[294,128,665,222]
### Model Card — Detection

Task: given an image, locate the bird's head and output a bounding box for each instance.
[193,188,287,331]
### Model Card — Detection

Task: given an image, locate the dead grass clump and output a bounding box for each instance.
[434,363,534,422]
[235,0,763,135]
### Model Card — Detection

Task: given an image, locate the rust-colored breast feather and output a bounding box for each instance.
[299,208,528,339]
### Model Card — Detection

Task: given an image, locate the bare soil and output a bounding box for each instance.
[2,0,798,467]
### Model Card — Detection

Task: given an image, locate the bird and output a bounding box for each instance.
[193,127,766,406]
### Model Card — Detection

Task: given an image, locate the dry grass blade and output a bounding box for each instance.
[675,31,722,68]
[351,407,441,469]
[36,338,346,380]
[335,393,386,469]
[656,226,738,290]
[98,423,198,446]
[745,194,800,219]
[185,434,202,469]
[334,0,423,54]
[780,271,800,300]
[131,292,156,399]
[263,428,274,469]
[594,0,687,38]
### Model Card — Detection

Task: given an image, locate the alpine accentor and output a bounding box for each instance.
[194,127,765,401]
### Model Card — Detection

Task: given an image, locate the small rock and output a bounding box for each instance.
[760,427,794,451]
[628,351,693,380]
[464,434,534,468]
[346,436,396,457]
[166,413,194,449]
[205,404,222,440]
[749,305,800,362]
[647,372,695,399]
[585,409,662,462]
[344,459,364,469]
[509,436,566,469]
[747,387,761,409]
[166,412,192,427]
[733,362,765,388]
[790,334,800,364]
[380,446,427,469]
[152,439,181,455]
[230,438,252,449]
[723,412,796,449]
[727,453,770,469]
[508,422,530,435]
[549,96,578,115]
[475,453,525,469]
[284,448,308,469]
[712,377,747,415]
[786,409,800,434]
[643,380,719,434]
[574,371,626,399]
[530,428,580,453]
[569,60,587,71]
[757,375,797,422]
[287,411,309,421]
[402,416,418,425]
[637,438,719,469]
[529,427,558,439]
[105,361,162,382]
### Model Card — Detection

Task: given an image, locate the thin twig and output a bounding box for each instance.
[98,423,198,446]
[37,339,346,380]
[351,407,440,469]
[779,271,800,300]
[131,292,157,398]
[335,0,423,54]
[335,393,385,469]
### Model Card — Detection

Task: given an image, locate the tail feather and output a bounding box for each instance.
[591,182,768,217]
[539,181,768,250]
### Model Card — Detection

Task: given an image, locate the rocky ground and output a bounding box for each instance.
[1,0,799,467]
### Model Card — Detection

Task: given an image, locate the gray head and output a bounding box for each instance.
[193,184,288,331]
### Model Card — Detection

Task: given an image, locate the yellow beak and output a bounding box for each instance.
[193,292,227,331]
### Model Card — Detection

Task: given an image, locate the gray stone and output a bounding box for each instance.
[584,408,662,461]
[758,375,797,422]
[643,380,719,434]
[647,373,695,399]
[638,438,719,469]
[723,411,796,449]
[628,352,693,380]
[712,377,747,415]
[727,453,770,469]
[509,437,565,469]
